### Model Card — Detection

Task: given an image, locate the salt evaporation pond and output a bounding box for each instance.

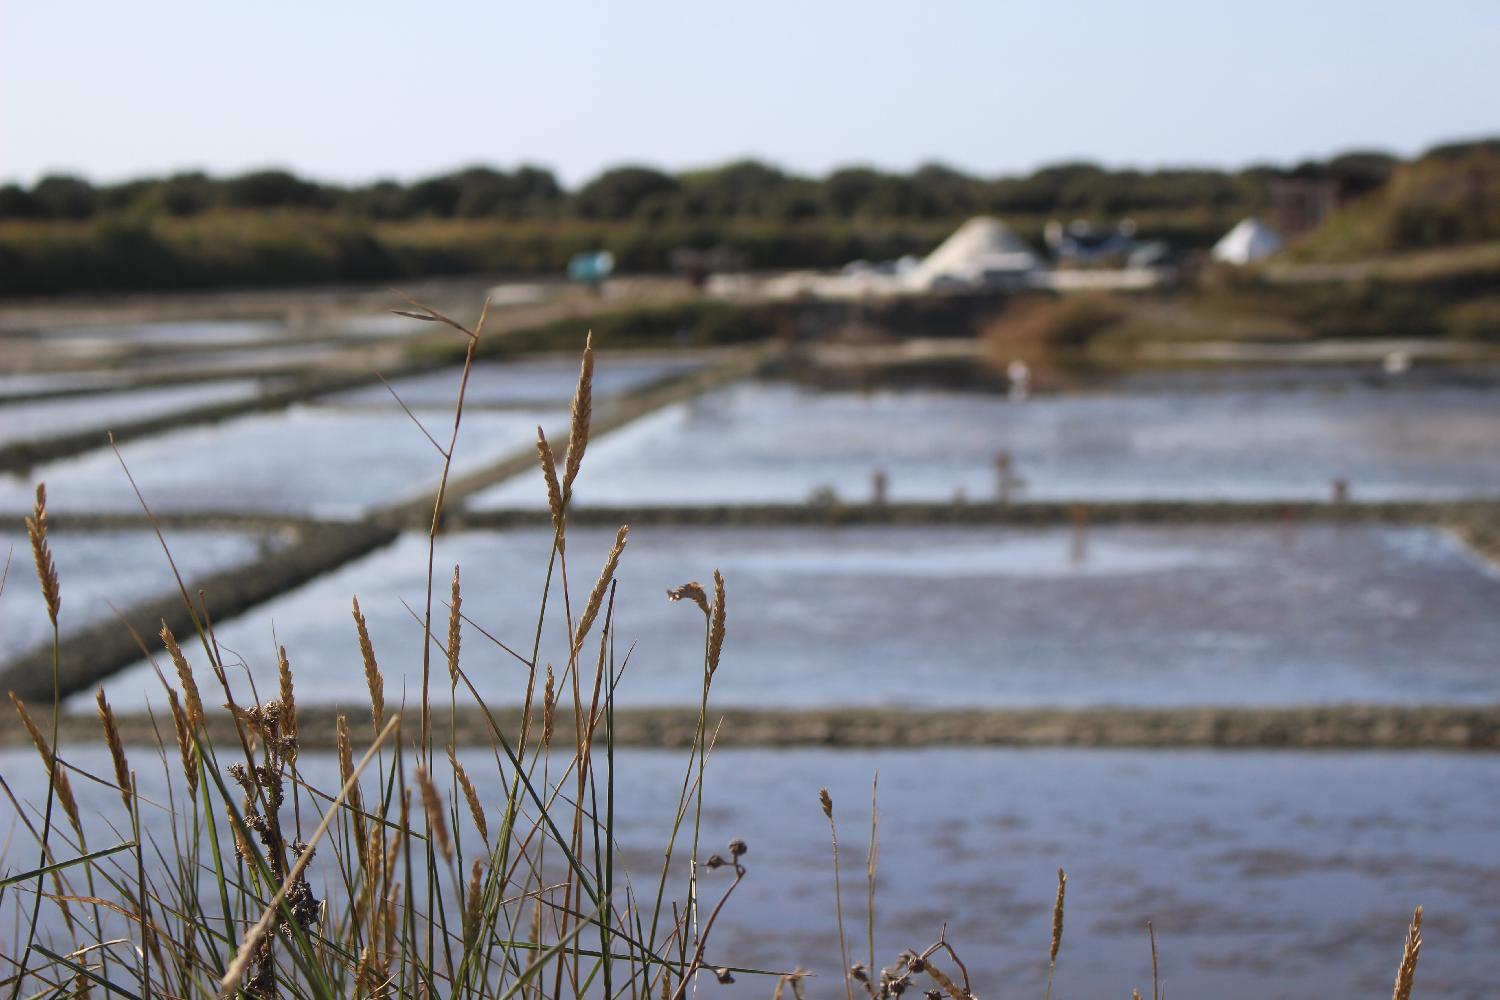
[86,523,1500,711]
[469,379,1500,508]
[124,342,347,376]
[0,371,134,397]
[322,353,704,409]
[0,404,563,518]
[37,318,287,347]
[0,527,289,660]
[0,379,265,448]
[0,745,1494,999]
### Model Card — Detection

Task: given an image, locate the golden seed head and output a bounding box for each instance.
[352,596,385,736]
[463,858,484,947]
[415,766,452,862]
[336,713,368,856]
[542,664,556,750]
[165,688,198,798]
[666,581,710,616]
[11,692,81,835]
[819,787,833,819]
[446,566,462,688]
[448,747,488,844]
[571,524,628,661]
[536,427,565,532]
[25,483,60,627]
[708,569,727,678]
[1393,905,1423,1000]
[159,622,203,730]
[1050,867,1067,962]
[561,332,594,506]
[227,803,253,861]
[95,690,132,812]
[277,645,297,757]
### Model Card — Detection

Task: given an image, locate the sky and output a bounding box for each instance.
[2,0,1497,188]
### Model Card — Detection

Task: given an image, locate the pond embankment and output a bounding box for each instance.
[17,704,1500,751]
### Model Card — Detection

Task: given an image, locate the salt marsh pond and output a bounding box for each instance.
[85,523,1500,711]
[471,377,1500,508]
[1,745,1495,999]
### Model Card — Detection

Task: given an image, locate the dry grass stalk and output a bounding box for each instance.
[25,483,60,626]
[158,622,203,730]
[219,714,399,999]
[666,582,709,616]
[335,714,368,861]
[542,665,557,750]
[352,596,384,736]
[226,802,253,860]
[448,747,488,844]
[446,566,462,687]
[772,970,809,1000]
[708,570,727,678]
[94,691,132,813]
[1392,905,1423,1000]
[819,787,855,1000]
[921,958,965,1000]
[571,525,628,660]
[536,427,565,534]
[1044,866,1067,1000]
[463,858,484,948]
[165,688,198,798]
[415,766,453,863]
[276,645,297,760]
[1050,867,1067,962]
[11,692,81,835]
[387,790,409,885]
[561,331,594,506]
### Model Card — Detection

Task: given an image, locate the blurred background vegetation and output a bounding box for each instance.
[1,137,1496,295]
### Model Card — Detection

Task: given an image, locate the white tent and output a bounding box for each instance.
[908,216,1042,290]
[1211,218,1284,265]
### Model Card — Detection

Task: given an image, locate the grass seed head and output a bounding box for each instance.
[277,644,297,760]
[352,596,385,735]
[1393,905,1423,1000]
[159,622,203,730]
[446,565,462,688]
[166,688,198,797]
[11,692,81,835]
[95,690,132,812]
[562,332,594,506]
[542,664,557,750]
[447,747,488,844]
[708,569,727,677]
[25,483,60,626]
[571,524,628,660]
[416,766,452,862]
[667,581,710,616]
[536,427,565,533]
[1051,867,1067,963]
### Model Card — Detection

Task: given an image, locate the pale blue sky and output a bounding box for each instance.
[2,0,1496,187]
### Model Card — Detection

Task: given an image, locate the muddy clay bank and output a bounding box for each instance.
[15,704,1500,751]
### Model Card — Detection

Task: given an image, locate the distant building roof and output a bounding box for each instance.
[1211,218,1284,265]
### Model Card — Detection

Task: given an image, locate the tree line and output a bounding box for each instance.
[0,148,1431,225]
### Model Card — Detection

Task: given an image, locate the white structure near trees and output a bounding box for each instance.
[1210,217,1284,265]
[906,216,1043,290]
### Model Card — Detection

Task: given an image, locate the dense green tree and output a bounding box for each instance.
[573,166,679,219]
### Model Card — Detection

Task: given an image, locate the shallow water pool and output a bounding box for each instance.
[469,379,1500,509]
[84,523,1500,711]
